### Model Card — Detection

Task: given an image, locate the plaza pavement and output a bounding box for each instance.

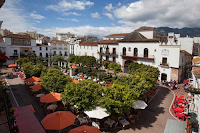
[2,68,176,133]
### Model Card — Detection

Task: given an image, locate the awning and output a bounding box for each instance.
[164,119,185,133]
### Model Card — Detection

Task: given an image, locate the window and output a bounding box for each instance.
[23,40,26,44]
[33,51,35,53]
[128,47,131,52]
[40,47,42,50]
[40,53,42,56]
[46,47,48,51]
[123,47,126,55]
[85,52,87,55]
[106,46,109,54]
[54,51,56,55]
[14,50,17,55]
[144,48,148,57]
[106,56,109,61]
[134,48,138,56]
[46,53,48,57]
[162,57,167,65]
[59,51,62,56]
[24,50,28,56]
[113,48,116,54]
[92,53,94,56]
[65,52,67,56]
[182,56,184,63]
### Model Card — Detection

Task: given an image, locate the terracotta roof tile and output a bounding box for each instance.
[135,27,156,31]
[5,34,35,39]
[49,40,68,45]
[98,40,119,44]
[193,67,200,75]
[192,58,200,63]
[105,33,130,37]
[79,41,98,46]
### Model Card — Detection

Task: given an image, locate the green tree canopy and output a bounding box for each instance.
[21,62,34,78]
[67,56,97,67]
[40,68,70,93]
[103,61,109,69]
[108,62,122,73]
[99,84,139,115]
[36,56,44,64]
[15,58,29,66]
[27,53,37,64]
[62,80,102,111]
[51,55,64,62]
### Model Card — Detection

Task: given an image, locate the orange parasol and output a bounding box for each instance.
[73,80,79,84]
[40,92,62,103]
[81,73,83,79]
[41,111,76,131]
[25,76,40,83]
[8,64,17,67]
[28,104,35,113]
[30,82,42,90]
[69,125,101,133]
[69,65,78,69]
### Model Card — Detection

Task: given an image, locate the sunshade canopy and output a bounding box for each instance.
[25,76,40,83]
[69,125,101,133]
[40,92,62,103]
[84,106,109,119]
[132,100,148,109]
[73,80,79,84]
[8,64,17,67]
[30,82,42,90]
[69,65,78,69]
[41,111,76,130]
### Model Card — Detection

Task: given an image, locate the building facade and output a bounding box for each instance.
[48,40,70,59]
[55,32,75,41]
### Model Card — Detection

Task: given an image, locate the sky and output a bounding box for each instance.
[1,0,200,38]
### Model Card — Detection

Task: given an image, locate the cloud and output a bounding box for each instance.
[105,3,114,12]
[113,0,200,28]
[63,12,81,16]
[117,2,121,6]
[111,23,115,26]
[36,21,41,23]
[46,0,94,12]
[103,13,114,20]
[30,11,45,20]
[57,18,79,22]
[91,12,101,19]
[31,25,135,39]
[0,0,32,33]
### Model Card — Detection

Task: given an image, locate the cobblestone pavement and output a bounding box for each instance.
[2,68,176,133]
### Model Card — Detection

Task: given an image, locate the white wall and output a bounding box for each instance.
[76,45,98,58]
[179,37,193,55]
[138,30,154,39]
[158,67,171,81]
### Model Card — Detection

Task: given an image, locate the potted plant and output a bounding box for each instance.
[12,125,19,133]
[10,116,16,125]
[9,108,15,115]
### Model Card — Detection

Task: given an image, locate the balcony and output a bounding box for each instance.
[58,48,63,50]
[9,53,19,60]
[98,52,118,57]
[120,53,154,60]
[52,47,57,50]
[159,63,169,67]
[64,48,68,50]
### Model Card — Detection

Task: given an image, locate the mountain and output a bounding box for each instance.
[154,27,200,37]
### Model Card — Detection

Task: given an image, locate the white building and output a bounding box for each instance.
[191,67,200,89]
[48,40,70,59]
[55,32,75,41]
[75,41,98,57]
[0,34,50,65]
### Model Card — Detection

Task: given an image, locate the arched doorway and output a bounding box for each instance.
[124,60,133,73]
[123,47,126,55]
[161,73,167,81]
[134,48,138,56]
[144,48,148,57]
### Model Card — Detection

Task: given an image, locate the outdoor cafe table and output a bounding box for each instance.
[78,117,88,125]
[47,104,57,112]
[119,119,130,129]
[104,118,116,128]
[36,93,45,98]
[175,112,185,120]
